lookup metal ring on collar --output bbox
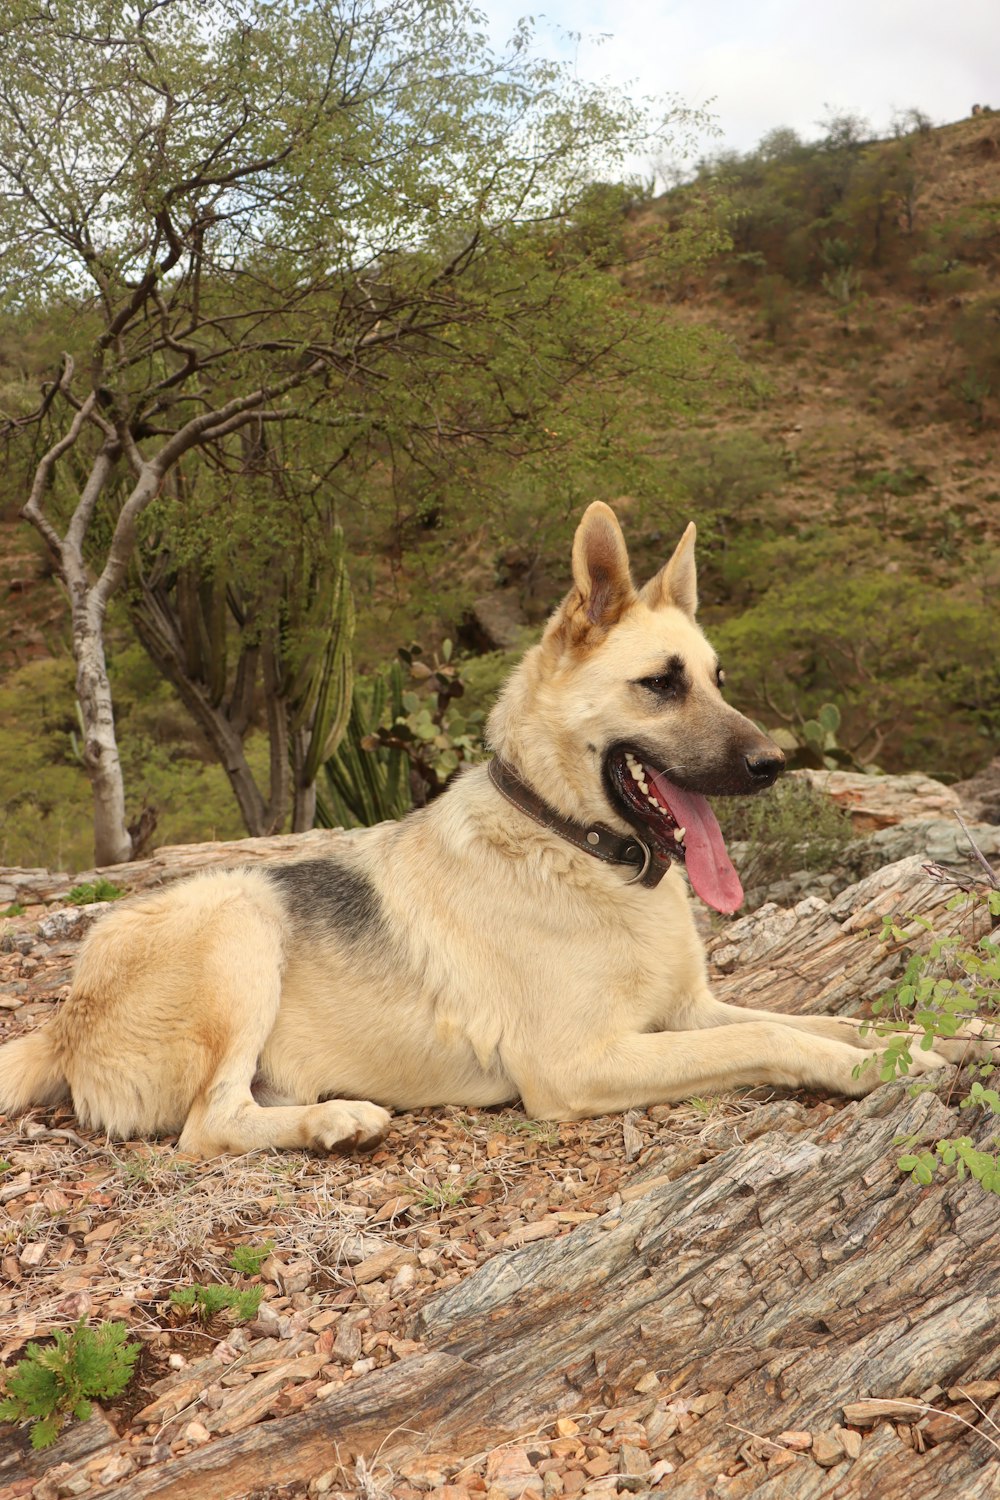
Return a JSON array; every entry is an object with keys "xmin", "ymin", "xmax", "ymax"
[{"xmin": 622, "ymin": 838, "xmax": 652, "ymax": 885}]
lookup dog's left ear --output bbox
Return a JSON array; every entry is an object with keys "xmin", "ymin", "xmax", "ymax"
[
  {"xmin": 639, "ymin": 522, "xmax": 698, "ymax": 618},
  {"xmin": 570, "ymin": 502, "xmax": 635, "ymax": 629}
]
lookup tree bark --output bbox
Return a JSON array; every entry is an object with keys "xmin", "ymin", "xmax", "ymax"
[
  {"xmin": 290, "ymin": 726, "xmax": 318, "ymax": 833},
  {"xmin": 72, "ymin": 599, "xmax": 133, "ymax": 867},
  {"xmin": 95, "ymin": 1081, "xmax": 1000, "ymax": 1500},
  {"xmin": 130, "ymin": 601, "xmax": 275, "ymax": 838}
]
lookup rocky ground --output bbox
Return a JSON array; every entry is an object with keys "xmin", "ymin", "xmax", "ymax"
[{"xmin": 1, "ymin": 770, "xmax": 999, "ymax": 1500}]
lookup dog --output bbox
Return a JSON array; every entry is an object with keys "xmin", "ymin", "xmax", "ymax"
[{"xmin": 0, "ymin": 503, "xmax": 974, "ymax": 1156}]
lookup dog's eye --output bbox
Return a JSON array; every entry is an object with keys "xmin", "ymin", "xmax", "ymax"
[{"xmin": 639, "ymin": 669, "xmax": 684, "ymax": 699}]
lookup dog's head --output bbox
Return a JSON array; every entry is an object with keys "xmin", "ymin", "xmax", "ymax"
[{"xmin": 488, "ymin": 502, "xmax": 785, "ymax": 913}]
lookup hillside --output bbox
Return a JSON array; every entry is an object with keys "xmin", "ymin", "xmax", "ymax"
[
  {"xmin": 649, "ymin": 114, "xmax": 1000, "ymax": 549},
  {"xmin": 0, "ymin": 111, "xmax": 998, "ymax": 871}
]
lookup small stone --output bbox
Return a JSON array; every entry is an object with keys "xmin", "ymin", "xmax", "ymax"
[
  {"xmin": 582, "ymin": 1453, "xmax": 613, "ymax": 1478},
  {"xmin": 812, "ymin": 1430, "xmax": 847, "ymax": 1467},
  {"xmin": 168, "ymin": 1352, "xmax": 187, "ymax": 1371},
  {"xmin": 618, "ymin": 1443, "xmax": 650, "ymax": 1476},
  {"xmin": 184, "ymin": 1421, "xmax": 211, "ymax": 1446},
  {"xmin": 97, "ymin": 1454, "xmax": 137, "ymax": 1485},
  {"xmin": 839, "ymin": 1428, "xmax": 862, "ymax": 1459},
  {"xmin": 390, "ymin": 1262, "xmax": 418, "ymax": 1297},
  {"xmin": 352, "ymin": 1247, "xmax": 407, "ymax": 1284},
  {"xmin": 55, "ymin": 1476, "xmax": 92, "ymax": 1497},
  {"xmin": 333, "ymin": 1316, "xmax": 365, "ymax": 1362},
  {"xmin": 484, "ymin": 1446, "xmax": 542, "ymax": 1498},
  {"xmin": 250, "ymin": 1302, "xmax": 283, "ymax": 1338},
  {"xmin": 398, "ymin": 1453, "xmax": 458, "ymax": 1489},
  {"xmin": 777, "ymin": 1430, "xmax": 812, "ymax": 1451},
  {"xmin": 648, "ymin": 1460, "xmax": 675, "ymax": 1482}
]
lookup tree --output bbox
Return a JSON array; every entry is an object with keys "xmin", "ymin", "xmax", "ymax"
[{"xmin": 0, "ymin": 0, "xmax": 704, "ymax": 862}]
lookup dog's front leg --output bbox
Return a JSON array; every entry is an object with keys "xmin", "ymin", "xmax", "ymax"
[
  {"xmin": 516, "ymin": 1020, "xmax": 955, "ymax": 1121},
  {"xmin": 667, "ymin": 991, "xmax": 994, "ymax": 1069}
]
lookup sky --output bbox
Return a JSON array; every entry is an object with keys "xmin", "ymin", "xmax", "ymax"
[{"xmin": 479, "ymin": 0, "xmax": 999, "ymax": 175}]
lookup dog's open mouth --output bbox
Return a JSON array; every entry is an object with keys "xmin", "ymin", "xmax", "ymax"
[{"xmin": 605, "ymin": 747, "xmax": 744, "ymax": 914}]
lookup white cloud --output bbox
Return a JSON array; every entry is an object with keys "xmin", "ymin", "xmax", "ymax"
[{"xmin": 480, "ymin": 0, "xmax": 999, "ymax": 165}]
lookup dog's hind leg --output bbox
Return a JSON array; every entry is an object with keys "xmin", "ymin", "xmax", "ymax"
[
  {"xmin": 179, "ymin": 1085, "xmax": 391, "ymax": 1158},
  {"xmin": 165, "ymin": 891, "xmax": 390, "ymax": 1158},
  {"xmin": 177, "ymin": 960, "xmax": 390, "ymax": 1157}
]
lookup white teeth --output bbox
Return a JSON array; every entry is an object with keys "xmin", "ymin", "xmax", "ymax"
[
  {"xmin": 637, "ymin": 778, "xmax": 649, "ymax": 794},
  {"xmin": 674, "ymin": 827, "xmax": 686, "ymax": 842}
]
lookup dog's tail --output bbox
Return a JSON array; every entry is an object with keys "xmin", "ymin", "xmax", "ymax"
[{"xmin": 0, "ymin": 1026, "xmax": 68, "ymax": 1116}]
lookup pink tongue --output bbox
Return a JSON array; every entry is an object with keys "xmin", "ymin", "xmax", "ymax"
[{"xmin": 648, "ymin": 772, "xmax": 744, "ymax": 914}]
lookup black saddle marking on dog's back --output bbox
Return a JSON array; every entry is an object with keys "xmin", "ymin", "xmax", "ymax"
[{"xmin": 264, "ymin": 860, "xmax": 383, "ymax": 943}]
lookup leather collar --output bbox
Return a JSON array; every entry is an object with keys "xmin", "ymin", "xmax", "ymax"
[{"xmin": 487, "ymin": 757, "xmax": 672, "ymax": 889}]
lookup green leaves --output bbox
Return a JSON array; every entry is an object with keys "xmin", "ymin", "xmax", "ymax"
[
  {"xmin": 897, "ymin": 1149, "xmax": 938, "ymax": 1187},
  {"xmin": 0, "ymin": 1320, "xmax": 140, "ymax": 1450},
  {"xmin": 66, "ymin": 878, "xmax": 123, "ymax": 906},
  {"xmin": 876, "ymin": 885, "xmax": 1000, "ymax": 1197},
  {"xmin": 229, "ymin": 1240, "xmax": 276, "ymax": 1277},
  {"xmin": 169, "ymin": 1283, "xmax": 263, "ymax": 1323}
]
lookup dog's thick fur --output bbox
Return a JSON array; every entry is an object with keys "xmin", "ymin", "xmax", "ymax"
[{"xmin": 0, "ymin": 504, "xmax": 973, "ymax": 1155}]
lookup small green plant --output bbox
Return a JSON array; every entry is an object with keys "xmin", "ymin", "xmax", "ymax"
[
  {"xmin": 228, "ymin": 1240, "xmax": 276, "ymax": 1277},
  {"xmin": 0, "ymin": 1320, "xmax": 140, "ymax": 1450},
  {"xmin": 405, "ymin": 1174, "xmax": 481, "ymax": 1210},
  {"xmin": 318, "ymin": 643, "xmax": 486, "ymax": 828},
  {"xmin": 169, "ymin": 1283, "xmax": 263, "ymax": 1323},
  {"xmin": 855, "ymin": 855, "xmax": 1000, "ymax": 1192},
  {"xmin": 2, "ymin": 902, "xmax": 25, "ymax": 917},
  {"xmin": 767, "ymin": 703, "xmax": 858, "ymax": 771},
  {"xmin": 66, "ymin": 879, "xmax": 123, "ymax": 906}
]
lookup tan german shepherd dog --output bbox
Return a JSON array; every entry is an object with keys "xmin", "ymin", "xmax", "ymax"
[{"xmin": 0, "ymin": 504, "xmax": 973, "ymax": 1156}]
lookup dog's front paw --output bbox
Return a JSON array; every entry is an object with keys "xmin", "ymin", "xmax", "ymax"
[
  {"xmin": 929, "ymin": 1018, "xmax": 1000, "ymax": 1068},
  {"xmin": 840, "ymin": 1044, "xmax": 952, "ymax": 1097},
  {"xmin": 309, "ymin": 1100, "xmax": 392, "ymax": 1154}
]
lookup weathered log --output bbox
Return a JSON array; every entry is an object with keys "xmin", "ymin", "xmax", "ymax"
[{"xmin": 95, "ymin": 1081, "xmax": 1000, "ymax": 1500}]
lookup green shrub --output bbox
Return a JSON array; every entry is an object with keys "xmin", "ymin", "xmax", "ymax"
[
  {"xmin": 228, "ymin": 1240, "xmax": 275, "ymax": 1277},
  {"xmin": 0, "ymin": 1320, "xmax": 140, "ymax": 1450},
  {"xmin": 716, "ymin": 776, "xmax": 853, "ymax": 895},
  {"xmin": 858, "ymin": 880, "xmax": 1000, "ymax": 1193},
  {"xmin": 169, "ymin": 1283, "xmax": 263, "ymax": 1323},
  {"xmin": 709, "ymin": 532, "xmax": 1000, "ymax": 777},
  {"xmin": 66, "ymin": 878, "xmax": 123, "ymax": 906}
]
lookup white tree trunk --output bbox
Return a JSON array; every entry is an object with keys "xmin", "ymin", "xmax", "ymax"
[{"xmin": 72, "ymin": 593, "xmax": 133, "ymax": 867}]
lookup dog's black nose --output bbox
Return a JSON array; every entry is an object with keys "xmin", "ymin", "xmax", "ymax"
[{"xmin": 744, "ymin": 751, "xmax": 785, "ymax": 785}]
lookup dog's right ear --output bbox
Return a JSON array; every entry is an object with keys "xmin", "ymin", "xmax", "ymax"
[
  {"xmin": 545, "ymin": 503, "xmax": 635, "ymax": 651},
  {"xmin": 639, "ymin": 522, "xmax": 698, "ymax": 618}
]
